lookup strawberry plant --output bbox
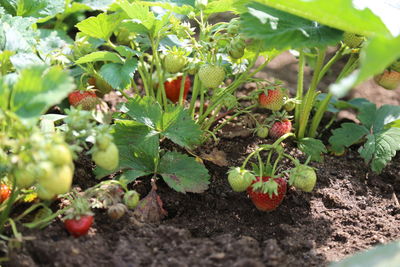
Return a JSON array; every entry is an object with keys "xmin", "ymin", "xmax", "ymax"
[
  {"xmin": 227, "ymin": 132, "xmax": 317, "ymax": 211},
  {"xmin": 95, "ymin": 96, "xmax": 210, "ymax": 196},
  {"xmin": 329, "ymin": 98, "xmax": 400, "ymax": 173}
]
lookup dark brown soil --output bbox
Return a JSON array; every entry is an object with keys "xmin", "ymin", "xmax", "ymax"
[{"xmin": 3, "ymin": 52, "xmax": 400, "ymax": 267}]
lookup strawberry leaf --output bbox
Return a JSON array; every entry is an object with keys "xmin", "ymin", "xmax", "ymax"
[
  {"xmin": 239, "ymin": 2, "xmax": 343, "ymax": 50},
  {"xmin": 159, "ymin": 152, "xmax": 210, "ymax": 194},
  {"xmin": 297, "ymin": 137, "xmax": 327, "ymax": 162},
  {"xmin": 95, "ymin": 119, "xmax": 160, "ymax": 179},
  {"xmin": 123, "ymin": 96, "xmax": 163, "ymax": 130},
  {"xmin": 118, "ymin": 0, "xmax": 155, "ymax": 33},
  {"xmin": 76, "ymin": 13, "xmax": 122, "ymax": 40},
  {"xmin": 99, "ymin": 58, "xmax": 138, "ymax": 90},
  {"xmin": 8, "ymin": 65, "xmax": 75, "ymax": 123},
  {"xmin": 75, "ymin": 51, "xmax": 124, "ymax": 64},
  {"xmin": 123, "ymin": 96, "xmax": 203, "ymax": 148},
  {"xmin": 358, "ymin": 128, "xmax": 400, "ymax": 174},
  {"xmin": 328, "ymin": 123, "xmax": 369, "ymax": 154},
  {"xmin": 162, "ymin": 106, "xmax": 203, "ymax": 148},
  {"xmin": 372, "ymin": 105, "xmax": 400, "ymax": 132}
]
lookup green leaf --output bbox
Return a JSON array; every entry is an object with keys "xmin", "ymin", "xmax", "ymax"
[
  {"xmin": 112, "ymin": 120, "xmax": 159, "ymax": 173},
  {"xmin": 358, "ymin": 128, "xmax": 400, "ymax": 174},
  {"xmin": 251, "ymin": 0, "xmax": 393, "ymax": 37},
  {"xmin": 123, "ymin": 97, "xmax": 203, "ymax": 148},
  {"xmin": 114, "ymin": 46, "xmax": 141, "ymax": 58},
  {"xmin": 162, "ymin": 107, "xmax": 202, "ymax": 148},
  {"xmin": 328, "ymin": 123, "xmax": 369, "ymax": 154},
  {"xmin": 118, "ymin": 169, "xmax": 152, "ymax": 184},
  {"xmin": 372, "ymin": 105, "xmax": 400, "ymax": 132},
  {"xmin": 75, "ymin": 51, "xmax": 124, "ymax": 64},
  {"xmin": 355, "ymin": 35, "xmax": 400, "ymax": 84},
  {"xmin": 204, "ymin": 0, "xmax": 233, "ymax": 14},
  {"xmin": 10, "ymin": 66, "xmax": 75, "ymax": 122},
  {"xmin": 385, "ymin": 119, "xmax": 400, "ymax": 129},
  {"xmin": 356, "ymin": 101, "xmax": 377, "ymax": 129},
  {"xmin": 141, "ymin": 1, "xmax": 195, "ymax": 15},
  {"xmin": 1, "ymin": 0, "xmax": 64, "ymax": 20},
  {"xmin": 0, "ymin": 13, "xmax": 37, "ymax": 52},
  {"xmin": 159, "ymin": 151, "xmax": 210, "ymax": 193},
  {"xmin": 76, "ymin": 13, "xmax": 122, "ymax": 40},
  {"xmin": 99, "ymin": 58, "xmax": 138, "ymax": 90},
  {"xmin": 78, "ymin": 0, "xmax": 115, "ymax": 10},
  {"xmin": 239, "ymin": 2, "xmax": 343, "ymax": 50},
  {"xmin": 123, "ymin": 96, "xmax": 163, "ymax": 130},
  {"xmin": 297, "ymin": 138, "xmax": 327, "ymax": 162},
  {"xmin": 330, "ymin": 241, "xmax": 400, "ymax": 267},
  {"xmin": 117, "ymin": 0, "xmax": 155, "ymax": 31}
]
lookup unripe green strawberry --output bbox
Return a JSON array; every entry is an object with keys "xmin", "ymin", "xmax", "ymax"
[
  {"xmin": 92, "ymin": 142, "xmax": 119, "ymax": 170},
  {"xmin": 36, "ymin": 184, "xmax": 56, "ymax": 201},
  {"xmin": 343, "ymin": 32, "xmax": 364, "ymax": 48},
  {"xmin": 258, "ymin": 89, "xmax": 284, "ymax": 111},
  {"xmin": 256, "ymin": 127, "xmax": 269, "ymax": 138},
  {"xmin": 228, "ymin": 38, "xmax": 245, "ymax": 59},
  {"xmin": 227, "ymin": 167, "xmax": 255, "ymax": 192},
  {"xmin": 50, "ymin": 144, "xmax": 72, "ymax": 166},
  {"xmin": 14, "ymin": 166, "xmax": 36, "ymax": 189},
  {"xmin": 123, "ymin": 190, "xmax": 140, "ymax": 209},
  {"xmin": 198, "ymin": 64, "xmax": 225, "ymax": 88},
  {"xmin": 222, "ymin": 93, "xmax": 238, "ymax": 109},
  {"xmin": 39, "ymin": 164, "xmax": 73, "ymax": 195},
  {"xmin": 374, "ymin": 70, "xmax": 400, "ymax": 90},
  {"xmin": 96, "ymin": 134, "xmax": 112, "ymax": 151},
  {"xmin": 283, "ymin": 99, "xmax": 296, "ymax": 112},
  {"xmin": 164, "ymin": 53, "xmax": 187, "ymax": 73},
  {"xmin": 289, "ymin": 165, "xmax": 317, "ymax": 192}
]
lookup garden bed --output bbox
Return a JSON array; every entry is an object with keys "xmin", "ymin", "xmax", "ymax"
[{"xmin": 5, "ymin": 54, "xmax": 400, "ymax": 267}]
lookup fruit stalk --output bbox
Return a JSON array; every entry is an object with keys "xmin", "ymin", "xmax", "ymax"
[
  {"xmin": 297, "ymin": 48, "xmax": 326, "ymax": 139},
  {"xmin": 294, "ymin": 50, "xmax": 305, "ymax": 130},
  {"xmin": 308, "ymin": 53, "xmax": 359, "ymax": 138}
]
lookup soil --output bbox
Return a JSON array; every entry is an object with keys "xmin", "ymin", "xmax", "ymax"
[{"xmin": 3, "ymin": 52, "xmax": 400, "ymax": 267}]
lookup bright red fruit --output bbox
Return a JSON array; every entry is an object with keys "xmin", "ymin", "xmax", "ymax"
[
  {"xmin": 247, "ymin": 176, "xmax": 287, "ymax": 211},
  {"xmin": 68, "ymin": 90, "xmax": 100, "ymax": 110},
  {"xmin": 0, "ymin": 184, "xmax": 11, "ymax": 204},
  {"xmin": 258, "ymin": 89, "xmax": 284, "ymax": 111},
  {"xmin": 269, "ymin": 119, "xmax": 292, "ymax": 139},
  {"xmin": 164, "ymin": 76, "xmax": 191, "ymax": 103},
  {"xmin": 64, "ymin": 215, "xmax": 94, "ymax": 237}
]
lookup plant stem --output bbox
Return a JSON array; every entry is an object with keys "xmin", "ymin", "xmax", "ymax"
[
  {"xmin": 308, "ymin": 52, "xmax": 358, "ymax": 138},
  {"xmin": 294, "ymin": 50, "xmax": 305, "ymax": 130},
  {"xmin": 189, "ymin": 75, "xmax": 200, "ymax": 118},
  {"xmin": 297, "ymin": 47, "xmax": 326, "ymax": 139},
  {"xmin": 317, "ymin": 45, "xmax": 345, "ymax": 84},
  {"xmin": 178, "ymin": 73, "xmax": 188, "ymax": 106}
]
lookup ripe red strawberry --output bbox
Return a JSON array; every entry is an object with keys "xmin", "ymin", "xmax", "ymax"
[
  {"xmin": 258, "ymin": 89, "xmax": 284, "ymax": 111},
  {"xmin": 247, "ymin": 176, "xmax": 287, "ymax": 211},
  {"xmin": 163, "ymin": 76, "xmax": 191, "ymax": 103},
  {"xmin": 374, "ymin": 70, "xmax": 400, "ymax": 90},
  {"xmin": 68, "ymin": 90, "xmax": 100, "ymax": 110},
  {"xmin": 0, "ymin": 184, "xmax": 11, "ymax": 204},
  {"xmin": 269, "ymin": 119, "xmax": 292, "ymax": 139},
  {"xmin": 64, "ymin": 215, "xmax": 94, "ymax": 237}
]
